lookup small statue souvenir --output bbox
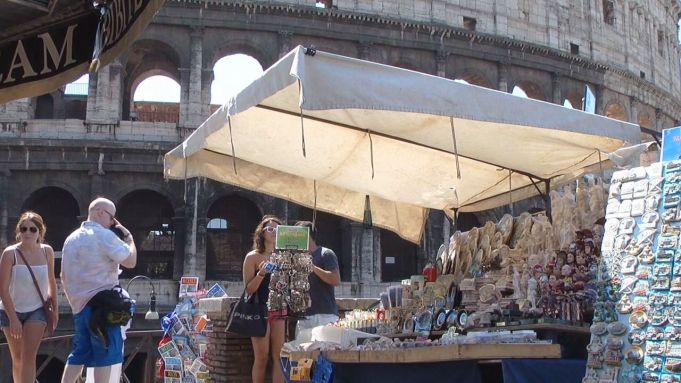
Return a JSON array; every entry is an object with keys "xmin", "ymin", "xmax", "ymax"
[
  {"xmin": 587, "ymin": 337, "xmax": 605, "ymax": 368},
  {"xmin": 527, "ymin": 276, "xmax": 538, "ymax": 311},
  {"xmin": 512, "ymin": 266, "xmax": 522, "ymax": 299}
]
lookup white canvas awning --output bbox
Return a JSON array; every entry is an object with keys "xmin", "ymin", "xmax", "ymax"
[{"xmin": 164, "ymin": 46, "xmax": 640, "ymax": 243}]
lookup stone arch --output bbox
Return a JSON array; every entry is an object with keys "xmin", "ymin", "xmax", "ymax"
[
  {"xmin": 604, "ymin": 101, "xmax": 628, "ymax": 121},
  {"xmin": 563, "ymin": 85, "xmax": 585, "ymax": 110},
  {"xmin": 123, "ymin": 39, "xmax": 182, "ymax": 119},
  {"xmin": 206, "ymin": 194, "xmax": 263, "ymax": 280},
  {"xmin": 454, "ymin": 70, "xmax": 494, "ymax": 89},
  {"xmin": 511, "ymin": 80, "xmax": 547, "ymax": 101},
  {"xmin": 130, "ymin": 69, "xmax": 181, "ymax": 102},
  {"xmin": 638, "ymin": 112, "xmax": 653, "ymax": 129},
  {"xmin": 21, "ymin": 186, "xmax": 80, "ymax": 278},
  {"xmin": 13, "ymin": 180, "xmax": 85, "ymax": 217},
  {"xmin": 210, "ymin": 53, "xmax": 264, "ymax": 106},
  {"xmin": 116, "ymin": 189, "xmax": 176, "ymax": 279},
  {"xmin": 35, "ymin": 94, "xmax": 54, "ymax": 119},
  {"xmin": 111, "ymin": 182, "xmax": 183, "ymax": 211},
  {"xmin": 64, "ymin": 99, "xmax": 86, "ymax": 119},
  {"xmin": 208, "ymin": 40, "xmax": 273, "ymax": 72}
]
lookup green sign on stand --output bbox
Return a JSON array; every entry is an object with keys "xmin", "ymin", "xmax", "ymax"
[{"xmin": 275, "ymin": 225, "xmax": 310, "ymax": 250}]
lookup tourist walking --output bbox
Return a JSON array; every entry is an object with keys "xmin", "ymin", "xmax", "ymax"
[{"xmin": 60, "ymin": 197, "xmax": 137, "ymax": 383}]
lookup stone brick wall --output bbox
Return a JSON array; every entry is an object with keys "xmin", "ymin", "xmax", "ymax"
[{"xmin": 200, "ymin": 297, "xmax": 260, "ymax": 383}]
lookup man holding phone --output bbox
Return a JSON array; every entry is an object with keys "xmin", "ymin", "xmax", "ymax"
[{"xmin": 60, "ymin": 197, "xmax": 137, "ymax": 383}]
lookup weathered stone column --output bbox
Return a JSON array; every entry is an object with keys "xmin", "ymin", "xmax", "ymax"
[
  {"xmin": 86, "ymin": 70, "xmax": 99, "ymax": 120},
  {"xmin": 497, "ymin": 62, "xmax": 509, "ymax": 93},
  {"xmin": 196, "ymin": 216, "xmax": 208, "ymax": 280},
  {"xmin": 278, "ymin": 30, "xmax": 293, "ymax": 58},
  {"xmin": 436, "ymin": 50, "xmax": 447, "ymax": 78},
  {"xmin": 86, "ymin": 65, "xmax": 115, "ymax": 122},
  {"xmin": 172, "ymin": 212, "xmax": 186, "ymax": 280},
  {"xmin": 107, "ymin": 59, "xmax": 124, "ymax": 121},
  {"xmin": 349, "ymin": 222, "xmax": 381, "ymax": 291},
  {"xmin": 358, "ymin": 40, "xmax": 372, "ymax": 61},
  {"xmin": 186, "ymin": 28, "xmax": 204, "ymax": 129},
  {"xmin": 551, "ymin": 73, "xmax": 562, "ymax": 104},
  {"xmin": 201, "ymin": 68, "xmax": 214, "ymax": 121},
  {"xmin": 629, "ymin": 96, "xmax": 639, "ymax": 124},
  {"xmin": 89, "ymin": 172, "xmax": 106, "ymax": 199},
  {"xmin": 178, "ymin": 67, "xmax": 190, "ymax": 128},
  {"xmin": 183, "ymin": 178, "xmax": 207, "ymax": 280}
]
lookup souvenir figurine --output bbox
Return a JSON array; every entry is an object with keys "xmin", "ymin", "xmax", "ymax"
[
  {"xmin": 561, "ymin": 264, "xmax": 575, "ymax": 291},
  {"xmin": 527, "ymin": 275, "xmax": 538, "ymax": 310},
  {"xmin": 576, "ymin": 251, "xmax": 588, "ymax": 267},
  {"xmin": 512, "ymin": 266, "xmax": 522, "ymax": 299},
  {"xmin": 582, "ymin": 368, "xmax": 599, "ymax": 383},
  {"xmin": 520, "ymin": 265, "xmax": 531, "ymax": 298},
  {"xmin": 555, "ymin": 251, "xmax": 566, "ymax": 271},
  {"xmin": 587, "ymin": 336, "xmax": 605, "ymax": 368}
]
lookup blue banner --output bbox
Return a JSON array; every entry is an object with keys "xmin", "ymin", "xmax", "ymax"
[{"xmin": 661, "ymin": 126, "xmax": 681, "ymax": 162}]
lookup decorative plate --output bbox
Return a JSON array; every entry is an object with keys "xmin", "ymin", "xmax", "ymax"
[
  {"xmin": 625, "ymin": 345, "xmax": 644, "ymax": 365},
  {"xmin": 630, "ymin": 310, "xmax": 648, "ymax": 329}
]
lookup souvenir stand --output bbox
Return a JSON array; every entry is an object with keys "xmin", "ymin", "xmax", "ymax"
[
  {"xmin": 163, "ymin": 46, "xmax": 642, "ymax": 383},
  {"xmin": 582, "ymin": 154, "xmax": 681, "ymax": 382},
  {"xmin": 280, "ymin": 176, "xmax": 607, "ymax": 383}
]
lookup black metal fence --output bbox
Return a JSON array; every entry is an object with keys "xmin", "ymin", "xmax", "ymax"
[{"xmin": 0, "ymin": 330, "xmax": 163, "ymax": 382}]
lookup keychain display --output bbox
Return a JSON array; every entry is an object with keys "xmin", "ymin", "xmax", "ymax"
[
  {"xmin": 584, "ymin": 161, "xmax": 681, "ymax": 382},
  {"xmin": 267, "ymin": 250, "xmax": 313, "ymax": 315}
]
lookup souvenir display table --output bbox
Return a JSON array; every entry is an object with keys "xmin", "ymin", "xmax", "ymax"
[
  {"xmin": 281, "ymin": 343, "xmax": 567, "ymax": 383},
  {"xmin": 469, "ymin": 323, "xmax": 591, "ymax": 358}
]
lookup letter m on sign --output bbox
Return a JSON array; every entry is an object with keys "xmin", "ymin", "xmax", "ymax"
[{"xmin": 37, "ymin": 24, "xmax": 77, "ymax": 75}]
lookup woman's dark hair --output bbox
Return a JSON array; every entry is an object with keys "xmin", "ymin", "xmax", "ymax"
[{"xmin": 252, "ymin": 215, "xmax": 282, "ymax": 253}]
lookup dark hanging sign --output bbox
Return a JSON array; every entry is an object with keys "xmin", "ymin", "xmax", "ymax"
[{"xmin": 0, "ymin": 0, "xmax": 164, "ymax": 104}]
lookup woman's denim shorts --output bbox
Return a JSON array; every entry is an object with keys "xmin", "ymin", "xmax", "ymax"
[{"xmin": 0, "ymin": 307, "xmax": 47, "ymax": 327}]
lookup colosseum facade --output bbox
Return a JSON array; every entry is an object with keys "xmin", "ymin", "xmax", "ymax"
[{"xmin": 1, "ymin": 0, "xmax": 680, "ymax": 306}]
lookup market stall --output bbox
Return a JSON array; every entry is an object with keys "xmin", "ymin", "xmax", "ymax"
[
  {"xmin": 164, "ymin": 45, "xmax": 639, "ymax": 244},
  {"xmin": 163, "ymin": 46, "xmax": 643, "ymax": 382}
]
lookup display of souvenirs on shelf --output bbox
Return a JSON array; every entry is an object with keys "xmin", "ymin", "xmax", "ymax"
[
  {"xmin": 267, "ymin": 250, "xmax": 313, "ymax": 315},
  {"xmin": 333, "ymin": 177, "xmax": 608, "ymax": 341},
  {"xmin": 157, "ymin": 277, "xmax": 215, "ymax": 383},
  {"xmin": 430, "ymin": 177, "xmax": 607, "ymax": 329},
  {"xmin": 583, "ymin": 161, "xmax": 681, "ymax": 383}
]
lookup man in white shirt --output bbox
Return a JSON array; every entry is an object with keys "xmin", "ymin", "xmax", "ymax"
[{"xmin": 60, "ymin": 197, "xmax": 137, "ymax": 383}]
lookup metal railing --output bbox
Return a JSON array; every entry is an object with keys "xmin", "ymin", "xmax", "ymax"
[{"xmin": 0, "ymin": 330, "xmax": 163, "ymax": 382}]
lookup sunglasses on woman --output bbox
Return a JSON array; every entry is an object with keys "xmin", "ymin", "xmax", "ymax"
[
  {"xmin": 264, "ymin": 226, "xmax": 277, "ymax": 233},
  {"xmin": 20, "ymin": 226, "xmax": 38, "ymax": 233}
]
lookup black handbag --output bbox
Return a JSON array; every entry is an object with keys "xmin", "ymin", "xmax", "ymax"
[{"xmin": 226, "ymin": 290, "xmax": 267, "ymax": 337}]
